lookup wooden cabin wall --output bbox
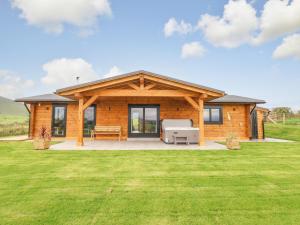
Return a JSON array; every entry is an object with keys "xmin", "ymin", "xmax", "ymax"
[
  {"xmin": 256, "ymin": 109, "xmax": 265, "ymax": 139},
  {"xmin": 30, "ymin": 99, "xmax": 263, "ymax": 141}
]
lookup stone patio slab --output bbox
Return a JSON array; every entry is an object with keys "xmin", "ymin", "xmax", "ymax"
[
  {"xmin": 241, "ymin": 138, "xmax": 294, "ymax": 143},
  {"xmin": 0, "ymin": 135, "xmax": 28, "ymax": 141},
  {"xmin": 50, "ymin": 140, "xmax": 227, "ymax": 150}
]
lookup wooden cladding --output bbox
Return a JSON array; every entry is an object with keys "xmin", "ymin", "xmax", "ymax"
[{"xmin": 29, "ymin": 98, "xmax": 265, "ymax": 141}]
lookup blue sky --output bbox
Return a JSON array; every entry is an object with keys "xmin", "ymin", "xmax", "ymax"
[{"xmin": 0, "ymin": 0, "xmax": 299, "ymax": 110}]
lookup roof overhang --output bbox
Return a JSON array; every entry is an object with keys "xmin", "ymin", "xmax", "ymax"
[
  {"xmin": 208, "ymin": 95, "xmax": 266, "ymax": 104},
  {"xmin": 55, "ymin": 70, "xmax": 225, "ymax": 98},
  {"xmin": 15, "ymin": 94, "xmax": 75, "ymax": 103}
]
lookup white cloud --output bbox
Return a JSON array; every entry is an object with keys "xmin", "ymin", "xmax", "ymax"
[
  {"xmin": 181, "ymin": 42, "xmax": 205, "ymax": 59},
  {"xmin": 273, "ymin": 34, "xmax": 300, "ymax": 59},
  {"xmin": 11, "ymin": 0, "xmax": 112, "ymax": 34},
  {"xmin": 164, "ymin": 17, "xmax": 193, "ymax": 37},
  {"xmin": 253, "ymin": 0, "xmax": 300, "ymax": 44},
  {"xmin": 197, "ymin": 0, "xmax": 258, "ymax": 48},
  {"xmin": 0, "ymin": 70, "xmax": 34, "ymax": 99},
  {"xmin": 41, "ymin": 58, "xmax": 99, "ymax": 88},
  {"xmin": 103, "ymin": 66, "xmax": 122, "ymax": 78}
]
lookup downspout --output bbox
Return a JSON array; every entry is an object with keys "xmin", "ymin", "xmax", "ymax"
[
  {"xmin": 24, "ymin": 103, "xmax": 31, "ymax": 138},
  {"xmin": 249, "ymin": 104, "xmax": 257, "ymax": 140},
  {"xmin": 250, "ymin": 104, "xmax": 257, "ymax": 115}
]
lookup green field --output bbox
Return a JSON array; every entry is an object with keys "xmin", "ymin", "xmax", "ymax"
[
  {"xmin": 0, "ymin": 114, "xmax": 28, "ymax": 137},
  {"xmin": 0, "ymin": 124, "xmax": 300, "ymax": 225},
  {"xmin": 0, "ymin": 114, "xmax": 28, "ymax": 125},
  {"xmin": 265, "ymin": 121, "xmax": 300, "ymax": 142}
]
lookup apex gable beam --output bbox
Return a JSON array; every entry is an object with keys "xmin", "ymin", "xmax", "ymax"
[
  {"xmin": 128, "ymin": 83, "xmax": 140, "ymax": 90},
  {"xmin": 145, "ymin": 83, "xmax": 156, "ymax": 90},
  {"xmin": 83, "ymin": 95, "xmax": 98, "ymax": 110},
  {"xmin": 140, "ymin": 75, "xmax": 144, "ymax": 89},
  {"xmin": 184, "ymin": 96, "xmax": 199, "ymax": 110}
]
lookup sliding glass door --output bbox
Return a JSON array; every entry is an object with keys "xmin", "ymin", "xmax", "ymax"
[
  {"xmin": 128, "ymin": 105, "xmax": 160, "ymax": 137},
  {"xmin": 51, "ymin": 104, "xmax": 67, "ymax": 137},
  {"xmin": 84, "ymin": 105, "xmax": 96, "ymax": 137}
]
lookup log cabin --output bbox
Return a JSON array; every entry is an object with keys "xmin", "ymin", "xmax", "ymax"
[{"xmin": 16, "ymin": 70, "xmax": 266, "ymax": 146}]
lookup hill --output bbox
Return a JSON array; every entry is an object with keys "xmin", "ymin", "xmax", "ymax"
[{"xmin": 0, "ymin": 96, "xmax": 28, "ymax": 116}]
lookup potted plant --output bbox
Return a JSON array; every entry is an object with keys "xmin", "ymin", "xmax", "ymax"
[
  {"xmin": 226, "ymin": 132, "xmax": 240, "ymax": 150},
  {"xmin": 33, "ymin": 126, "xmax": 51, "ymax": 150}
]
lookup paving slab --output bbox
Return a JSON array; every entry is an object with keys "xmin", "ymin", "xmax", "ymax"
[
  {"xmin": 241, "ymin": 138, "xmax": 294, "ymax": 143},
  {"xmin": 50, "ymin": 140, "xmax": 227, "ymax": 150},
  {"xmin": 0, "ymin": 135, "xmax": 28, "ymax": 141}
]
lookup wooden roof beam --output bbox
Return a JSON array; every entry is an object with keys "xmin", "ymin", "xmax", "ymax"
[
  {"xmin": 145, "ymin": 83, "xmax": 156, "ymax": 90},
  {"xmin": 144, "ymin": 75, "xmax": 221, "ymax": 97},
  {"xmin": 87, "ymin": 89, "xmax": 198, "ymax": 97},
  {"xmin": 83, "ymin": 95, "xmax": 98, "ymax": 110},
  {"xmin": 59, "ymin": 75, "xmax": 141, "ymax": 96},
  {"xmin": 128, "ymin": 83, "xmax": 140, "ymax": 90},
  {"xmin": 184, "ymin": 96, "xmax": 199, "ymax": 110}
]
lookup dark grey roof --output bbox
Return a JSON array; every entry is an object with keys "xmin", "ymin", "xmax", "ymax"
[
  {"xmin": 208, "ymin": 95, "xmax": 265, "ymax": 104},
  {"xmin": 15, "ymin": 94, "xmax": 75, "ymax": 103},
  {"xmin": 56, "ymin": 70, "xmax": 225, "ymax": 95}
]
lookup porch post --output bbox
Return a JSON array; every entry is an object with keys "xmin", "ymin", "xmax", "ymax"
[
  {"xmin": 29, "ymin": 103, "xmax": 36, "ymax": 139},
  {"xmin": 77, "ymin": 97, "xmax": 84, "ymax": 146},
  {"xmin": 198, "ymin": 97, "xmax": 205, "ymax": 146}
]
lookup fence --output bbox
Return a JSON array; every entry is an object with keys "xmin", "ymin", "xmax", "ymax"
[{"xmin": 267, "ymin": 112, "xmax": 300, "ymax": 125}]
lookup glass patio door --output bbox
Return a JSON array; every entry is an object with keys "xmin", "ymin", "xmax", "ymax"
[{"xmin": 128, "ymin": 105, "xmax": 160, "ymax": 137}]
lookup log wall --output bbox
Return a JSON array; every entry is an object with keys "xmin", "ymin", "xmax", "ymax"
[{"xmin": 29, "ymin": 98, "xmax": 263, "ymax": 141}]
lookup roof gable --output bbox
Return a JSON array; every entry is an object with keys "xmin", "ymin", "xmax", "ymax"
[{"xmin": 56, "ymin": 70, "xmax": 225, "ymax": 97}]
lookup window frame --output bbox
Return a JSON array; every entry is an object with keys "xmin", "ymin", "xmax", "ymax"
[
  {"xmin": 204, "ymin": 105, "xmax": 223, "ymax": 124},
  {"xmin": 83, "ymin": 104, "xmax": 97, "ymax": 137},
  {"xmin": 51, "ymin": 104, "xmax": 67, "ymax": 137}
]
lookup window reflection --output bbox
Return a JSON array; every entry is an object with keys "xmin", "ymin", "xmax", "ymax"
[
  {"xmin": 84, "ymin": 105, "xmax": 96, "ymax": 137},
  {"xmin": 52, "ymin": 105, "xmax": 66, "ymax": 137}
]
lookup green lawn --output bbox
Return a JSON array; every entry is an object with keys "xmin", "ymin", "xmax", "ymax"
[
  {"xmin": 0, "ymin": 114, "xmax": 28, "ymax": 124},
  {"xmin": 0, "ymin": 140, "xmax": 300, "ymax": 225},
  {"xmin": 265, "ymin": 122, "xmax": 300, "ymax": 141}
]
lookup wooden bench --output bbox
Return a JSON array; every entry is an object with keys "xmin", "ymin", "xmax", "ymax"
[{"xmin": 91, "ymin": 126, "xmax": 122, "ymax": 141}]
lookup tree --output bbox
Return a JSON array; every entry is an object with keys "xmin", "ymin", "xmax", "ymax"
[{"xmin": 272, "ymin": 107, "xmax": 293, "ymax": 115}]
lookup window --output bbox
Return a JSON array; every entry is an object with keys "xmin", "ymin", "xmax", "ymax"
[
  {"xmin": 52, "ymin": 104, "xmax": 67, "ymax": 137},
  {"xmin": 204, "ymin": 106, "xmax": 223, "ymax": 124},
  {"xmin": 84, "ymin": 105, "xmax": 96, "ymax": 137}
]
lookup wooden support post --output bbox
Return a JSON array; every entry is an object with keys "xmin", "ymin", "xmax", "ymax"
[
  {"xmin": 198, "ymin": 97, "xmax": 205, "ymax": 146},
  {"xmin": 77, "ymin": 98, "xmax": 84, "ymax": 146},
  {"xmin": 140, "ymin": 75, "xmax": 144, "ymax": 89},
  {"xmin": 29, "ymin": 104, "xmax": 36, "ymax": 139}
]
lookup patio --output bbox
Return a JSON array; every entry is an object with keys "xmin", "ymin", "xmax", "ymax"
[{"xmin": 50, "ymin": 140, "xmax": 227, "ymax": 150}]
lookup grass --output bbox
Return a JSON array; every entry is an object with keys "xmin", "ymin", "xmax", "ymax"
[
  {"xmin": 0, "ymin": 139, "xmax": 300, "ymax": 225},
  {"xmin": 0, "ymin": 114, "xmax": 28, "ymax": 137},
  {"xmin": 0, "ymin": 114, "xmax": 28, "ymax": 124},
  {"xmin": 265, "ymin": 121, "xmax": 300, "ymax": 141}
]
